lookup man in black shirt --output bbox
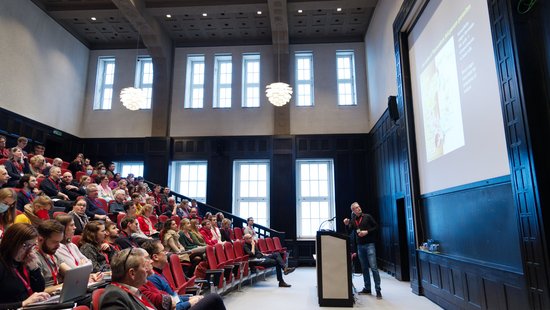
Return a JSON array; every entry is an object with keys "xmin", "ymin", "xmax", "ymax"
[{"xmin": 343, "ymin": 202, "xmax": 382, "ymax": 299}]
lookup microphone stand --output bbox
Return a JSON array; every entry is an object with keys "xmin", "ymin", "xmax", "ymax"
[{"xmin": 318, "ymin": 216, "xmax": 337, "ymax": 231}]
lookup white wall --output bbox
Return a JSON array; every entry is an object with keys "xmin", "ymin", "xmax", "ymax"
[
  {"xmin": 365, "ymin": 0, "xmax": 403, "ymax": 131},
  {"xmin": 81, "ymin": 49, "xmax": 153, "ymax": 138},
  {"xmin": 0, "ymin": 0, "xmax": 89, "ymax": 136},
  {"xmin": 290, "ymin": 43, "xmax": 369, "ymax": 134}
]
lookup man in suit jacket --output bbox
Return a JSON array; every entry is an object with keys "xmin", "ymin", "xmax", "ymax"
[{"xmin": 100, "ymin": 248, "xmax": 154, "ymax": 310}]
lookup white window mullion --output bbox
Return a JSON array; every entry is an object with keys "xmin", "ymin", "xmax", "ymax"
[
  {"xmin": 336, "ymin": 51, "xmax": 357, "ymax": 106},
  {"xmin": 233, "ymin": 160, "xmax": 269, "ymax": 227}
]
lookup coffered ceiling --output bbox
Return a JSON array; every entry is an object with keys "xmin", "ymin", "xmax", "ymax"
[{"xmin": 30, "ymin": 0, "xmax": 378, "ymax": 49}]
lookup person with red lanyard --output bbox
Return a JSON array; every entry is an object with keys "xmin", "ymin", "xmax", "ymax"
[
  {"xmin": 79, "ymin": 221, "xmax": 112, "ymax": 273},
  {"xmin": 15, "ymin": 174, "xmax": 40, "ymax": 212},
  {"xmin": 104, "ymin": 221, "xmax": 121, "ymax": 255},
  {"xmin": 140, "ymin": 240, "xmax": 226, "ymax": 310},
  {"xmin": 4, "ymin": 147, "xmax": 30, "ymax": 187},
  {"xmin": 36, "ymin": 219, "xmax": 71, "ymax": 294},
  {"xmin": 0, "ymin": 223, "xmax": 50, "ymax": 308},
  {"xmin": 100, "ymin": 248, "xmax": 156, "ymax": 310}
]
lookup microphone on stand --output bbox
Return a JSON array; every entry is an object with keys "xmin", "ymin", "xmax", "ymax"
[{"xmin": 318, "ymin": 216, "xmax": 337, "ymax": 231}]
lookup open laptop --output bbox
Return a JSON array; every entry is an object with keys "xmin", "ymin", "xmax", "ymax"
[{"xmin": 27, "ymin": 263, "xmax": 92, "ymax": 306}]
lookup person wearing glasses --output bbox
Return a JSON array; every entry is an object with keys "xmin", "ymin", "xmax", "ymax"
[
  {"xmin": 99, "ymin": 248, "xmax": 154, "ymax": 309},
  {"xmin": 0, "ymin": 187, "xmax": 17, "ymax": 240},
  {"xmin": 0, "ymin": 223, "xmax": 51, "ymax": 308}
]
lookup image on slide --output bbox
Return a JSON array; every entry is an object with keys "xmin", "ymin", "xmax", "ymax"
[{"xmin": 420, "ymin": 37, "xmax": 465, "ymax": 162}]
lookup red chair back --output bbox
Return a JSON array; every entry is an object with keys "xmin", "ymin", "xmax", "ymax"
[
  {"xmin": 170, "ymin": 253, "xmax": 196, "ymax": 289},
  {"xmin": 53, "ymin": 211, "xmax": 67, "ymax": 219},
  {"xmin": 273, "ymin": 236, "xmax": 284, "ymax": 250},
  {"xmin": 206, "ymin": 245, "xmax": 221, "ymax": 269},
  {"xmin": 117, "ymin": 213, "xmax": 126, "ymax": 229},
  {"xmin": 266, "ymin": 237, "xmax": 277, "ymax": 252},
  {"xmin": 96, "ymin": 198, "xmax": 109, "ymax": 214},
  {"xmin": 75, "ymin": 171, "xmax": 87, "ymax": 181},
  {"xmin": 60, "ymin": 168, "xmax": 71, "ymax": 175},
  {"xmin": 0, "ymin": 158, "xmax": 7, "ymax": 165},
  {"xmin": 71, "ymin": 235, "xmax": 82, "ymax": 245},
  {"xmin": 171, "ymin": 215, "xmax": 181, "ymax": 227},
  {"xmin": 36, "ymin": 177, "xmax": 45, "ymax": 189},
  {"xmin": 230, "ymin": 228, "xmax": 235, "ymax": 240},
  {"xmin": 73, "ymin": 306, "xmax": 89, "ymax": 310},
  {"xmin": 233, "ymin": 227, "xmax": 243, "ymax": 240},
  {"xmin": 159, "ymin": 214, "xmax": 169, "ymax": 224},
  {"xmin": 92, "ymin": 287, "xmax": 105, "ymax": 310},
  {"xmin": 149, "ymin": 215, "xmax": 158, "ymax": 228},
  {"xmin": 257, "ymin": 238, "xmax": 270, "ymax": 253},
  {"xmin": 163, "ymin": 255, "xmax": 177, "ymax": 289},
  {"xmin": 61, "ymin": 161, "xmax": 70, "ymax": 169},
  {"xmin": 224, "ymin": 242, "xmax": 236, "ymax": 261}
]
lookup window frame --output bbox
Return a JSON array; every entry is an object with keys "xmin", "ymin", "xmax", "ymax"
[
  {"xmin": 242, "ymin": 53, "xmax": 261, "ymax": 108},
  {"xmin": 295, "ymin": 52, "xmax": 314, "ymax": 107},
  {"xmin": 93, "ymin": 57, "xmax": 116, "ymax": 110},
  {"xmin": 114, "ymin": 161, "xmax": 144, "ymax": 179},
  {"xmin": 135, "ymin": 56, "xmax": 153, "ymax": 109},
  {"xmin": 336, "ymin": 51, "xmax": 357, "ymax": 106},
  {"xmin": 233, "ymin": 160, "xmax": 270, "ymax": 227},
  {"xmin": 184, "ymin": 55, "xmax": 205, "ymax": 109},
  {"xmin": 169, "ymin": 161, "xmax": 208, "ymax": 203},
  {"xmin": 213, "ymin": 54, "xmax": 233, "ymax": 108},
  {"xmin": 296, "ymin": 159, "xmax": 336, "ymax": 239}
]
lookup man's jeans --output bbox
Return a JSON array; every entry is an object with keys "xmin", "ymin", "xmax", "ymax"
[{"xmin": 357, "ymin": 243, "xmax": 381, "ymax": 292}]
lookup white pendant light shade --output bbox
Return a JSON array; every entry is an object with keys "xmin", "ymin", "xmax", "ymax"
[
  {"xmin": 266, "ymin": 82, "xmax": 293, "ymax": 107},
  {"xmin": 120, "ymin": 87, "xmax": 146, "ymax": 111}
]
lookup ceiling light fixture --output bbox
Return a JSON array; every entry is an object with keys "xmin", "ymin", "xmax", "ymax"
[
  {"xmin": 120, "ymin": 29, "xmax": 146, "ymax": 111},
  {"xmin": 257, "ymin": 11, "xmax": 262, "ymax": 15},
  {"xmin": 166, "ymin": 14, "xmax": 171, "ymax": 18},
  {"xmin": 91, "ymin": 17, "xmax": 97, "ymax": 21},
  {"xmin": 266, "ymin": 31, "xmax": 293, "ymax": 107},
  {"xmin": 337, "ymin": 8, "xmax": 342, "ymax": 12},
  {"xmin": 202, "ymin": 13, "xmax": 207, "ymax": 17},
  {"xmin": 298, "ymin": 9, "xmax": 303, "ymax": 13}
]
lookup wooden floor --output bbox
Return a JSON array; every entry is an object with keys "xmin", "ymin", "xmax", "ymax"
[{"xmin": 221, "ymin": 267, "xmax": 442, "ymax": 309}]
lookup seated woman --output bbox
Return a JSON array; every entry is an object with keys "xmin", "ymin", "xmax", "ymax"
[
  {"xmin": 188, "ymin": 218, "xmax": 207, "ymax": 247},
  {"xmin": 4, "ymin": 147, "xmax": 30, "ymax": 187},
  {"xmin": 0, "ymin": 187, "xmax": 18, "ymax": 240},
  {"xmin": 108, "ymin": 173, "xmax": 122, "ymax": 190},
  {"xmin": 96, "ymin": 175, "xmax": 115, "ymax": 202},
  {"xmin": 78, "ymin": 175, "xmax": 91, "ymax": 194},
  {"xmin": 28, "ymin": 155, "xmax": 46, "ymax": 178},
  {"xmin": 210, "ymin": 217, "xmax": 222, "ymax": 242},
  {"xmin": 68, "ymin": 197, "xmax": 89, "ymax": 235},
  {"xmin": 199, "ymin": 219, "xmax": 220, "ymax": 246},
  {"xmin": 178, "ymin": 218, "xmax": 207, "ymax": 261},
  {"xmin": 79, "ymin": 221, "xmax": 111, "ymax": 273},
  {"xmin": 161, "ymin": 219, "xmax": 191, "ymax": 263},
  {"xmin": 54, "ymin": 214, "xmax": 104, "ymax": 282},
  {"xmin": 14, "ymin": 195, "xmax": 52, "ymax": 226},
  {"xmin": 136, "ymin": 204, "xmax": 159, "ymax": 237},
  {"xmin": 220, "ymin": 218, "xmax": 233, "ymax": 243},
  {"xmin": 0, "ymin": 223, "xmax": 50, "ymax": 308}
]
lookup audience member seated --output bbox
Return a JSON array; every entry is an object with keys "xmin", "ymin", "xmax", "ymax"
[
  {"xmin": 15, "ymin": 195, "xmax": 52, "ymax": 226},
  {"xmin": 0, "ymin": 223, "xmax": 50, "ymax": 308},
  {"xmin": 78, "ymin": 175, "xmax": 92, "ymax": 193},
  {"xmin": 109, "ymin": 173, "xmax": 122, "ymax": 189},
  {"xmin": 209, "ymin": 217, "xmax": 222, "ymax": 242},
  {"xmin": 150, "ymin": 184, "xmax": 163, "ymax": 209},
  {"xmin": 115, "ymin": 216, "xmax": 141, "ymax": 249},
  {"xmin": 110, "ymin": 189, "xmax": 127, "ymax": 214},
  {"xmin": 160, "ymin": 186, "xmax": 171, "ymax": 206},
  {"xmin": 103, "ymin": 221, "xmax": 121, "ymax": 259},
  {"xmin": 28, "ymin": 155, "xmax": 47, "ymax": 178},
  {"xmin": 39, "ymin": 166, "xmax": 73, "ymax": 211},
  {"xmin": 84, "ymin": 184, "xmax": 109, "ymax": 221},
  {"xmin": 0, "ymin": 165, "xmax": 10, "ymax": 188},
  {"xmin": 220, "ymin": 218, "xmax": 233, "ymax": 243},
  {"xmin": 111, "ymin": 179, "xmax": 129, "ymax": 198},
  {"xmin": 79, "ymin": 221, "xmax": 111, "ymax": 273},
  {"xmin": 0, "ymin": 135, "xmax": 10, "ymax": 159},
  {"xmin": 188, "ymin": 219, "xmax": 207, "ymax": 247},
  {"xmin": 31, "ymin": 144, "xmax": 46, "ymax": 156},
  {"xmin": 41, "ymin": 158, "xmax": 63, "ymax": 177},
  {"xmin": 136, "ymin": 176, "xmax": 151, "ymax": 193},
  {"xmin": 60, "ymin": 171, "xmax": 85, "ymax": 200},
  {"xmin": 67, "ymin": 153, "xmax": 85, "ymax": 177},
  {"xmin": 132, "ymin": 192, "xmax": 145, "ymax": 214},
  {"xmin": 15, "ymin": 136, "xmax": 29, "ymax": 157},
  {"xmin": 162, "ymin": 196, "xmax": 179, "ymax": 217},
  {"xmin": 137, "ymin": 204, "xmax": 159, "ymax": 237},
  {"xmin": 4, "ymin": 147, "xmax": 30, "ymax": 187},
  {"xmin": 187, "ymin": 207, "xmax": 202, "ymax": 222},
  {"xmin": 198, "ymin": 219, "xmax": 219, "ymax": 246},
  {"xmin": 99, "ymin": 248, "xmax": 154, "ymax": 309},
  {"xmin": 141, "ymin": 240, "xmax": 226, "ymax": 310},
  {"xmin": 15, "ymin": 174, "xmax": 40, "ymax": 211},
  {"xmin": 215, "ymin": 212, "xmax": 225, "ymax": 229},
  {"xmin": 105, "ymin": 162, "xmax": 116, "ymax": 179},
  {"xmin": 36, "ymin": 219, "xmax": 71, "ymax": 293},
  {"xmin": 243, "ymin": 217, "xmax": 258, "ymax": 240},
  {"xmin": 243, "ymin": 233, "xmax": 294, "ymax": 288},
  {"xmin": 161, "ymin": 219, "xmax": 191, "ymax": 263},
  {"xmin": 68, "ymin": 197, "xmax": 90, "ymax": 235},
  {"xmin": 0, "ymin": 187, "xmax": 18, "ymax": 239},
  {"xmin": 97, "ymin": 175, "xmax": 115, "ymax": 202},
  {"xmin": 54, "ymin": 214, "xmax": 91, "ymax": 268},
  {"xmin": 178, "ymin": 218, "xmax": 206, "ymax": 256}
]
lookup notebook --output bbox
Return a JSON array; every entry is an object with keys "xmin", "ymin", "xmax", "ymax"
[{"xmin": 27, "ymin": 263, "xmax": 92, "ymax": 306}]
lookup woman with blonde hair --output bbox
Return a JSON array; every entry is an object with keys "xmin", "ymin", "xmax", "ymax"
[
  {"xmin": 188, "ymin": 218, "xmax": 207, "ymax": 247},
  {"xmin": 14, "ymin": 195, "xmax": 52, "ymax": 226},
  {"xmin": 136, "ymin": 204, "xmax": 159, "ymax": 237},
  {"xmin": 178, "ymin": 218, "xmax": 207, "ymax": 255},
  {"xmin": 28, "ymin": 155, "xmax": 46, "ymax": 178},
  {"xmin": 0, "ymin": 187, "xmax": 17, "ymax": 239}
]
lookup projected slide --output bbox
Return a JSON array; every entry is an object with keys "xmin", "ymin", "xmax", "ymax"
[
  {"xmin": 407, "ymin": 0, "xmax": 510, "ymax": 194},
  {"xmin": 420, "ymin": 38, "xmax": 464, "ymax": 162}
]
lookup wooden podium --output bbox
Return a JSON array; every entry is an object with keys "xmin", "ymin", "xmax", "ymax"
[{"xmin": 316, "ymin": 230, "xmax": 353, "ymax": 307}]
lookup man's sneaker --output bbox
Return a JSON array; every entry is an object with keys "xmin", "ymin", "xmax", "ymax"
[
  {"xmin": 283, "ymin": 267, "xmax": 296, "ymax": 275},
  {"xmin": 358, "ymin": 288, "xmax": 372, "ymax": 295},
  {"xmin": 279, "ymin": 281, "xmax": 292, "ymax": 288},
  {"xmin": 376, "ymin": 291, "xmax": 382, "ymax": 299}
]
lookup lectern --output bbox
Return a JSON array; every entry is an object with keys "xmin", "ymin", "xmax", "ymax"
[{"xmin": 316, "ymin": 230, "xmax": 353, "ymax": 307}]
